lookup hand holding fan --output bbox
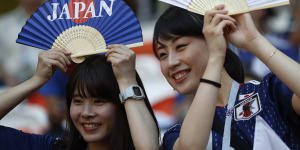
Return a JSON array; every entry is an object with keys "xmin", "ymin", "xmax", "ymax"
[
  {"xmin": 17, "ymin": 0, "xmax": 143, "ymax": 63},
  {"xmin": 159, "ymin": 0, "xmax": 290, "ymax": 15}
]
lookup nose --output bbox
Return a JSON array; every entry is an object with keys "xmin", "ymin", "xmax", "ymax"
[
  {"xmin": 82, "ymin": 103, "xmax": 96, "ymax": 118},
  {"xmin": 168, "ymin": 50, "xmax": 180, "ymax": 69}
]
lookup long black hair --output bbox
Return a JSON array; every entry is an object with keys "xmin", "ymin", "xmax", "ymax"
[
  {"xmin": 153, "ymin": 7, "xmax": 244, "ymax": 83},
  {"xmin": 55, "ymin": 55, "xmax": 159, "ymax": 150}
]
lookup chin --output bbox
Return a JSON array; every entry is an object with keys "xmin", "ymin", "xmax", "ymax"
[
  {"xmin": 83, "ymin": 135, "xmax": 105, "ymax": 143},
  {"xmin": 175, "ymin": 86, "xmax": 191, "ymax": 95},
  {"xmin": 174, "ymin": 82, "xmax": 198, "ymax": 95}
]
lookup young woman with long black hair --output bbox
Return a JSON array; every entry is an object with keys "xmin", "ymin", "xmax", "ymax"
[
  {"xmin": 0, "ymin": 46, "xmax": 159, "ymax": 150},
  {"xmin": 153, "ymin": 5, "xmax": 300, "ymax": 150}
]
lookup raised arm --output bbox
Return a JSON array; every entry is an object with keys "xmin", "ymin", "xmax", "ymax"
[
  {"xmin": 227, "ymin": 13, "xmax": 300, "ymax": 115},
  {"xmin": 106, "ymin": 44, "xmax": 159, "ymax": 150},
  {"xmin": 173, "ymin": 5, "xmax": 237, "ymax": 150},
  {"xmin": 0, "ymin": 49, "xmax": 71, "ymax": 119}
]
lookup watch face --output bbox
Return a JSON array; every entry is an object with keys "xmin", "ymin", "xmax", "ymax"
[{"xmin": 133, "ymin": 87, "xmax": 142, "ymax": 96}]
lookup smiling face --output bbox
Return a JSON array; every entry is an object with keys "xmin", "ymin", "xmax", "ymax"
[
  {"xmin": 70, "ymin": 91, "xmax": 116, "ymax": 144},
  {"xmin": 156, "ymin": 36, "xmax": 209, "ymax": 95}
]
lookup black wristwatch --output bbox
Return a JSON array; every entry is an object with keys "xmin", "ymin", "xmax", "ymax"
[{"xmin": 119, "ymin": 85, "xmax": 145, "ymax": 103}]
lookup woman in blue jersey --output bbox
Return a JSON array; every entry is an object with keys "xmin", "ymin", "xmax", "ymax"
[
  {"xmin": 153, "ymin": 5, "xmax": 300, "ymax": 150},
  {"xmin": 0, "ymin": 47, "xmax": 159, "ymax": 150}
]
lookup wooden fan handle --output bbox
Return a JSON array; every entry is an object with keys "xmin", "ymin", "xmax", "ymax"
[{"xmin": 71, "ymin": 42, "xmax": 144, "ymax": 63}]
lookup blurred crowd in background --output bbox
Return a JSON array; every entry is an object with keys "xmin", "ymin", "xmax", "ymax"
[{"xmin": 0, "ymin": 0, "xmax": 299, "ymax": 138}]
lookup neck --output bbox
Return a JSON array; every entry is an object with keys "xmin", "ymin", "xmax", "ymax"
[
  {"xmin": 216, "ymin": 70, "xmax": 233, "ymax": 107},
  {"xmin": 88, "ymin": 142, "xmax": 109, "ymax": 150}
]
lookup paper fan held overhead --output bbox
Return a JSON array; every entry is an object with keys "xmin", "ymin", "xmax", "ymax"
[
  {"xmin": 16, "ymin": 0, "xmax": 143, "ymax": 63},
  {"xmin": 159, "ymin": 0, "xmax": 290, "ymax": 15}
]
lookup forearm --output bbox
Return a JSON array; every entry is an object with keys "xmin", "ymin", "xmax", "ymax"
[
  {"xmin": 0, "ymin": 76, "xmax": 47, "ymax": 119},
  {"xmin": 119, "ymin": 82, "xmax": 159, "ymax": 150},
  {"xmin": 176, "ymin": 58, "xmax": 223, "ymax": 150},
  {"xmin": 245, "ymin": 35, "xmax": 300, "ymax": 97},
  {"xmin": 124, "ymin": 100, "xmax": 159, "ymax": 150}
]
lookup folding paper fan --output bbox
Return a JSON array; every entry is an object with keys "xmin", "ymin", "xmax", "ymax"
[
  {"xmin": 17, "ymin": 0, "xmax": 143, "ymax": 63},
  {"xmin": 159, "ymin": 0, "xmax": 290, "ymax": 15}
]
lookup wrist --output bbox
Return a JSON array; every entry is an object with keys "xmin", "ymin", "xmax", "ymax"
[
  {"xmin": 119, "ymin": 84, "xmax": 145, "ymax": 104},
  {"xmin": 242, "ymin": 34, "xmax": 264, "ymax": 52},
  {"xmin": 31, "ymin": 74, "xmax": 50, "ymax": 84},
  {"xmin": 28, "ymin": 75, "xmax": 49, "ymax": 89},
  {"xmin": 207, "ymin": 55, "xmax": 225, "ymax": 69},
  {"xmin": 117, "ymin": 79, "xmax": 138, "ymax": 91}
]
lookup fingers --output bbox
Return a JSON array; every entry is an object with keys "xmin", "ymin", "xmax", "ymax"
[
  {"xmin": 107, "ymin": 44, "xmax": 133, "ymax": 55},
  {"xmin": 217, "ymin": 20, "xmax": 237, "ymax": 33},
  {"xmin": 203, "ymin": 5, "xmax": 237, "ymax": 35},
  {"xmin": 44, "ymin": 57, "xmax": 66, "ymax": 72},
  {"xmin": 106, "ymin": 52, "xmax": 124, "ymax": 65},
  {"xmin": 52, "ymin": 48, "xmax": 72, "ymax": 65},
  {"xmin": 105, "ymin": 44, "xmax": 136, "ymax": 70},
  {"xmin": 46, "ymin": 53, "xmax": 68, "ymax": 71},
  {"xmin": 106, "ymin": 44, "xmax": 135, "ymax": 60},
  {"xmin": 204, "ymin": 4, "xmax": 228, "ymax": 26},
  {"xmin": 39, "ymin": 48, "xmax": 71, "ymax": 72},
  {"xmin": 210, "ymin": 14, "xmax": 236, "ymax": 26}
]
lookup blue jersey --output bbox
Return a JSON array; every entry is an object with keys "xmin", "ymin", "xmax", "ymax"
[
  {"xmin": 162, "ymin": 73, "xmax": 300, "ymax": 150},
  {"xmin": 0, "ymin": 125, "xmax": 57, "ymax": 150}
]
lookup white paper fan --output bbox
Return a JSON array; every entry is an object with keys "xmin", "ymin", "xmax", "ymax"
[
  {"xmin": 17, "ymin": 0, "xmax": 143, "ymax": 63},
  {"xmin": 159, "ymin": 0, "xmax": 290, "ymax": 15}
]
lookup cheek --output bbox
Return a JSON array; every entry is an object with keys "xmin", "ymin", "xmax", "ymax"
[
  {"xmin": 99, "ymin": 104, "xmax": 116, "ymax": 122},
  {"xmin": 160, "ymin": 62, "xmax": 169, "ymax": 78},
  {"xmin": 186, "ymin": 50, "xmax": 208, "ymax": 75},
  {"xmin": 70, "ymin": 104, "xmax": 80, "ymax": 123}
]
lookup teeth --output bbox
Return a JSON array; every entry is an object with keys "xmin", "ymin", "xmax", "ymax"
[
  {"xmin": 174, "ymin": 72, "xmax": 187, "ymax": 80},
  {"xmin": 83, "ymin": 123, "xmax": 99, "ymax": 128}
]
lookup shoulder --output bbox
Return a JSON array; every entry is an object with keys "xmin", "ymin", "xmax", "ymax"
[
  {"xmin": 240, "ymin": 73, "xmax": 293, "ymax": 102},
  {"xmin": 242, "ymin": 73, "xmax": 285, "ymax": 92},
  {"xmin": 0, "ymin": 125, "xmax": 56, "ymax": 150}
]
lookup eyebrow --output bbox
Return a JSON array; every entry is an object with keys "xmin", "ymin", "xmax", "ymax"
[
  {"xmin": 73, "ymin": 94, "xmax": 88, "ymax": 98},
  {"xmin": 157, "ymin": 36, "xmax": 183, "ymax": 49},
  {"xmin": 171, "ymin": 36, "xmax": 182, "ymax": 43},
  {"xmin": 72, "ymin": 94, "xmax": 81, "ymax": 98}
]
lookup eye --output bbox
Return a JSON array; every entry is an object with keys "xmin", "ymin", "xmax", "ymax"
[
  {"xmin": 94, "ymin": 99, "xmax": 106, "ymax": 105},
  {"xmin": 176, "ymin": 44, "xmax": 188, "ymax": 51},
  {"xmin": 158, "ymin": 52, "xmax": 167, "ymax": 60},
  {"xmin": 72, "ymin": 98, "xmax": 83, "ymax": 105}
]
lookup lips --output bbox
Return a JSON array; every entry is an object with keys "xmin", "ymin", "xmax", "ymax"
[
  {"xmin": 82, "ymin": 123, "xmax": 101, "ymax": 132},
  {"xmin": 171, "ymin": 69, "xmax": 190, "ymax": 83}
]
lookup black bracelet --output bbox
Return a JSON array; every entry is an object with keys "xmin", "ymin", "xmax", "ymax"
[{"xmin": 200, "ymin": 78, "xmax": 221, "ymax": 88}]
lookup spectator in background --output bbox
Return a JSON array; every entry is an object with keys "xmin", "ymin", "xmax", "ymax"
[
  {"xmin": 0, "ymin": 0, "xmax": 43, "ymax": 86},
  {"xmin": 0, "ymin": 0, "xmax": 50, "ymax": 134}
]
